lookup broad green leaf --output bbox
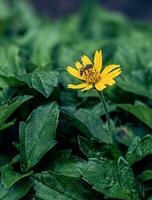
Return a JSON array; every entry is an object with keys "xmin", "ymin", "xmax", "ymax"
[
  {"xmin": 90, "ymin": 103, "xmax": 116, "ymax": 117},
  {"xmin": 0, "ymin": 155, "xmax": 10, "ymax": 171},
  {"xmin": 117, "ymin": 69, "xmax": 152, "ymax": 99},
  {"xmin": 117, "ymin": 101, "xmax": 152, "ymax": 129},
  {"xmin": 20, "ymin": 102, "xmax": 59, "ymax": 171},
  {"xmin": 115, "ymin": 44, "xmax": 152, "ymax": 99},
  {"xmin": 0, "ymin": 88, "xmax": 16, "ymax": 105},
  {"xmin": 79, "ymin": 157, "xmax": 140, "ymax": 200},
  {"xmin": 0, "ymin": 69, "xmax": 58, "ymax": 97},
  {"xmin": 20, "ymin": 69, "xmax": 59, "ymax": 98},
  {"xmin": 0, "ymin": 119, "xmax": 16, "ymax": 131},
  {"xmin": 48, "ymin": 150, "xmax": 86, "ymax": 177},
  {"xmin": 125, "ymin": 135, "xmax": 152, "ymax": 165},
  {"xmin": 78, "ymin": 136, "xmax": 120, "ymax": 160},
  {"xmin": 1, "ymin": 164, "xmax": 32, "ymax": 188},
  {"xmin": 62, "ymin": 108, "xmax": 112, "ymax": 143},
  {"xmin": 114, "ymin": 44, "xmax": 140, "ymax": 71},
  {"xmin": 0, "ymin": 45, "xmax": 24, "ymax": 76},
  {"xmin": 138, "ymin": 170, "xmax": 152, "ymax": 182},
  {"xmin": 30, "ymin": 24, "xmax": 60, "ymax": 67},
  {"xmin": 32, "ymin": 171, "xmax": 101, "ymax": 200},
  {"xmin": 0, "ymin": 95, "xmax": 32, "ymax": 126},
  {"xmin": 74, "ymin": 109, "xmax": 109, "ymax": 142},
  {"xmin": 0, "ymin": 74, "xmax": 24, "ymax": 88},
  {"xmin": 0, "ymin": 180, "xmax": 31, "ymax": 200}
]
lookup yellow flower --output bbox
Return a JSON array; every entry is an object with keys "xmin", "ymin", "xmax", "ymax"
[{"xmin": 67, "ymin": 49, "xmax": 121, "ymax": 91}]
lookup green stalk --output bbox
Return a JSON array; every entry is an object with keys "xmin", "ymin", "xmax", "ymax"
[{"xmin": 98, "ymin": 91, "xmax": 111, "ymax": 134}]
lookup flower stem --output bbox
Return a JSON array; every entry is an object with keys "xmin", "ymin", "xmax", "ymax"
[{"xmin": 98, "ymin": 91, "xmax": 111, "ymax": 134}]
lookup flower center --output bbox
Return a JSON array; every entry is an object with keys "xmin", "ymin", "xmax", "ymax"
[{"xmin": 80, "ymin": 67, "xmax": 101, "ymax": 84}]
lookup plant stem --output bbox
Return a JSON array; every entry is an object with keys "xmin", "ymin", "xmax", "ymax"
[{"xmin": 98, "ymin": 91, "xmax": 111, "ymax": 133}]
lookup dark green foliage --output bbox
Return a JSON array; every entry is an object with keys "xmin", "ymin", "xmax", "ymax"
[
  {"xmin": 78, "ymin": 136, "xmax": 120, "ymax": 160},
  {"xmin": 79, "ymin": 157, "xmax": 140, "ymax": 200},
  {"xmin": 0, "ymin": 0, "xmax": 152, "ymax": 199},
  {"xmin": 19, "ymin": 102, "xmax": 59, "ymax": 171},
  {"xmin": 117, "ymin": 102, "xmax": 152, "ymax": 129},
  {"xmin": 0, "ymin": 95, "xmax": 32, "ymax": 126},
  {"xmin": 138, "ymin": 170, "xmax": 152, "ymax": 182},
  {"xmin": 32, "ymin": 171, "xmax": 102, "ymax": 200},
  {"xmin": 1, "ymin": 164, "xmax": 32, "ymax": 188},
  {"xmin": 125, "ymin": 135, "xmax": 152, "ymax": 165},
  {"xmin": 0, "ymin": 180, "xmax": 31, "ymax": 200}
]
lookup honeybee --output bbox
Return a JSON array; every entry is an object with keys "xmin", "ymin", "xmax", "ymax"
[{"xmin": 80, "ymin": 64, "xmax": 93, "ymax": 76}]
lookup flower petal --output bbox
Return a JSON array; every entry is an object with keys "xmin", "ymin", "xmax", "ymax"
[
  {"xmin": 94, "ymin": 49, "xmax": 102, "ymax": 72},
  {"xmin": 67, "ymin": 83, "xmax": 88, "ymax": 89},
  {"xmin": 95, "ymin": 80, "xmax": 107, "ymax": 91},
  {"xmin": 75, "ymin": 61, "xmax": 82, "ymax": 69},
  {"xmin": 101, "ymin": 64, "xmax": 120, "ymax": 76},
  {"xmin": 67, "ymin": 66, "xmax": 85, "ymax": 80},
  {"xmin": 95, "ymin": 68, "xmax": 121, "ymax": 91},
  {"xmin": 105, "ymin": 68, "xmax": 122, "ymax": 79},
  {"xmin": 81, "ymin": 84, "xmax": 93, "ymax": 91},
  {"xmin": 81, "ymin": 55, "xmax": 92, "ymax": 66}
]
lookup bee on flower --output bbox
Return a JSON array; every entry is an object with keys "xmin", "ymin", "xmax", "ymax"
[{"xmin": 67, "ymin": 49, "xmax": 121, "ymax": 91}]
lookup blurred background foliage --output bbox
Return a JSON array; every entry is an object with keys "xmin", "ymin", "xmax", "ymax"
[
  {"xmin": 0, "ymin": 0, "xmax": 152, "ymax": 199},
  {"xmin": 29, "ymin": 0, "xmax": 152, "ymax": 20}
]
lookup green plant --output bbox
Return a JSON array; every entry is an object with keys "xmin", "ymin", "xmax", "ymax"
[{"xmin": 0, "ymin": 0, "xmax": 152, "ymax": 199}]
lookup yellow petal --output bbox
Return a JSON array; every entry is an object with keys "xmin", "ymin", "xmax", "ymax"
[
  {"xmin": 101, "ymin": 64, "xmax": 120, "ymax": 76},
  {"xmin": 75, "ymin": 61, "xmax": 82, "ymax": 69},
  {"xmin": 94, "ymin": 49, "xmax": 102, "ymax": 72},
  {"xmin": 67, "ymin": 66, "xmax": 85, "ymax": 80},
  {"xmin": 67, "ymin": 83, "xmax": 88, "ymax": 89},
  {"xmin": 81, "ymin": 55, "xmax": 92, "ymax": 66},
  {"xmin": 95, "ymin": 68, "xmax": 121, "ymax": 91},
  {"xmin": 81, "ymin": 84, "xmax": 93, "ymax": 91},
  {"xmin": 105, "ymin": 68, "xmax": 121, "ymax": 79},
  {"xmin": 103, "ymin": 79, "xmax": 115, "ymax": 86},
  {"xmin": 95, "ymin": 80, "xmax": 107, "ymax": 91}
]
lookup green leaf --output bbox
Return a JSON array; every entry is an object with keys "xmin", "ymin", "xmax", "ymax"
[
  {"xmin": 0, "ymin": 119, "xmax": 16, "ymax": 131},
  {"xmin": 125, "ymin": 135, "xmax": 152, "ymax": 165},
  {"xmin": 32, "ymin": 171, "xmax": 101, "ymax": 200},
  {"xmin": 115, "ymin": 44, "xmax": 152, "ymax": 99},
  {"xmin": 79, "ymin": 157, "xmax": 140, "ymax": 200},
  {"xmin": 0, "ymin": 88, "xmax": 16, "ymax": 105},
  {"xmin": 90, "ymin": 103, "xmax": 116, "ymax": 117},
  {"xmin": 0, "ymin": 155, "xmax": 10, "ymax": 171},
  {"xmin": 0, "ymin": 68, "xmax": 58, "ymax": 97},
  {"xmin": 0, "ymin": 45, "xmax": 24, "ymax": 76},
  {"xmin": 62, "ymin": 108, "xmax": 112, "ymax": 143},
  {"xmin": 1, "ymin": 164, "xmax": 32, "ymax": 188},
  {"xmin": 117, "ymin": 69, "xmax": 152, "ymax": 99},
  {"xmin": 0, "ymin": 180, "xmax": 31, "ymax": 200},
  {"xmin": 78, "ymin": 136, "xmax": 120, "ymax": 160},
  {"xmin": 30, "ymin": 24, "xmax": 60, "ymax": 67},
  {"xmin": 117, "ymin": 101, "xmax": 152, "ymax": 129},
  {"xmin": 138, "ymin": 170, "xmax": 152, "ymax": 182},
  {"xmin": 48, "ymin": 150, "xmax": 86, "ymax": 178},
  {"xmin": 20, "ymin": 102, "xmax": 59, "ymax": 171},
  {"xmin": 20, "ymin": 68, "xmax": 58, "ymax": 98},
  {"xmin": 0, "ymin": 95, "xmax": 32, "ymax": 126}
]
